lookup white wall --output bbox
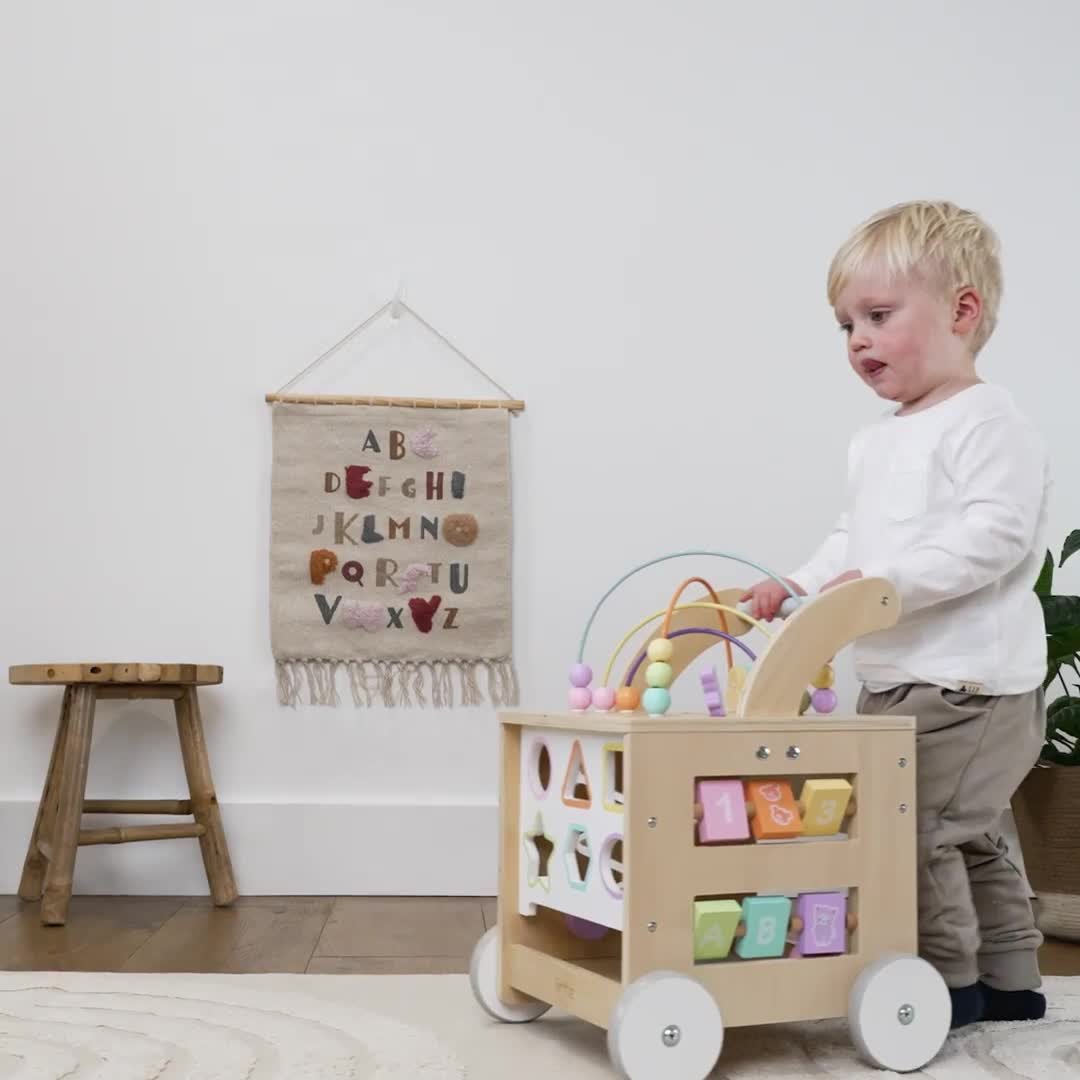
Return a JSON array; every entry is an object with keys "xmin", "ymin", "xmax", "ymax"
[{"xmin": 1, "ymin": 1, "xmax": 1078, "ymax": 896}]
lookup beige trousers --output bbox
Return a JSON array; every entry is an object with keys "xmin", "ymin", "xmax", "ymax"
[{"xmin": 858, "ymin": 683, "xmax": 1045, "ymax": 990}]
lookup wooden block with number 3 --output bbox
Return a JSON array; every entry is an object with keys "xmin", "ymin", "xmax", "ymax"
[
  {"xmin": 747, "ymin": 779, "xmax": 802, "ymax": 840},
  {"xmin": 798, "ymin": 778, "xmax": 853, "ymax": 836}
]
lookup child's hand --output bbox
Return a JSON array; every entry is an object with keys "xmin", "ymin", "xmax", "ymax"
[
  {"xmin": 739, "ymin": 578, "xmax": 805, "ymax": 621},
  {"xmin": 821, "ymin": 569, "xmax": 863, "ymax": 591}
]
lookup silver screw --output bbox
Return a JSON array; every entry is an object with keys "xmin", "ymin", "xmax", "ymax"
[
  {"xmin": 881, "ymin": 596, "xmax": 890, "ymax": 606},
  {"xmin": 662, "ymin": 1024, "xmax": 682, "ymax": 1047},
  {"xmin": 898, "ymin": 757, "xmax": 908, "ymax": 767},
  {"xmin": 647, "ymin": 921, "xmax": 658, "ymax": 932},
  {"xmin": 756, "ymin": 745, "xmax": 770, "ymax": 760},
  {"xmin": 899, "ymin": 803, "xmax": 908, "ymax": 814},
  {"xmin": 897, "ymin": 1004, "xmax": 915, "ymax": 1025},
  {"xmin": 787, "ymin": 745, "xmax": 801, "ymax": 759},
  {"xmin": 647, "ymin": 817, "xmax": 657, "ymax": 829}
]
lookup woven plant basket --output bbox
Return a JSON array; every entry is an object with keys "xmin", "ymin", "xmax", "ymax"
[{"xmin": 1012, "ymin": 764, "xmax": 1080, "ymax": 941}]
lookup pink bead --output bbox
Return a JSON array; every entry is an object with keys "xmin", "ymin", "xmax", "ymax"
[
  {"xmin": 569, "ymin": 663, "xmax": 593, "ymax": 688},
  {"xmin": 568, "ymin": 686, "xmax": 592, "ymax": 710},
  {"xmin": 812, "ymin": 688, "xmax": 838, "ymax": 714},
  {"xmin": 592, "ymin": 686, "xmax": 616, "ymax": 711}
]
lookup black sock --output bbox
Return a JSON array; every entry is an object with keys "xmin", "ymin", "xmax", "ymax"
[
  {"xmin": 949, "ymin": 983, "xmax": 986, "ymax": 1029},
  {"xmin": 977, "ymin": 982, "xmax": 1046, "ymax": 1022}
]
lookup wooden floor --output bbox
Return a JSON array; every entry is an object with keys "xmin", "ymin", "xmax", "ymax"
[
  {"xmin": 2, "ymin": 895, "xmax": 1079, "ymax": 976},
  {"xmin": 0, "ymin": 895, "xmax": 496, "ymax": 973}
]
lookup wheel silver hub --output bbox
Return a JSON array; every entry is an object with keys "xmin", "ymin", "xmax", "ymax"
[
  {"xmin": 662, "ymin": 1024, "xmax": 682, "ymax": 1047},
  {"xmin": 897, "ymin": 1004, "xmax": 915, "ymax": 1025}
]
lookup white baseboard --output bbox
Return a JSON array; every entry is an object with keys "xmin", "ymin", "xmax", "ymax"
[{"xmin": 0, "ymin": 800, "xmax": 499, "ymax": 896}]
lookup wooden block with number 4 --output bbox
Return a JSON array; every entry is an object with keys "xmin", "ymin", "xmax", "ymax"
[
  {"xmin": 798, "ymin": 778, "xmax": 853, "ymax": 836},
  {"xmin": 747, "ymin": 779, "xmax": 802, "ymax": 840}
]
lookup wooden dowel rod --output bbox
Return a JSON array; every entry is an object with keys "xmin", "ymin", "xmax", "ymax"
[
  {"xmin": 83, "ymin": 799, "xmax": 192, "ymax": 815},
  {"xmin": 96, "ymin": 687, "xmax": 185, "ymax": 700},
  {"xmin": 78, "ymin": 823, "xmax": 205, "ymax": 846},
  {"xmin": 693, "ymin": 798, "xmax": 857, "ymax": 822},
  {"xmin": 731, "ymin": 911, "xmax": 858, "ymax": 938},
  {"xmin": 264, "ymin": 392, "xmax": 525, "ymax": 412}
]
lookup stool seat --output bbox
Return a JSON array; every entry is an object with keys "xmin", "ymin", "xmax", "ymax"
[
  {"xmin": 9, "ymin": 662, "xmax": 237, "ymax": 925},
  {"xmin": 10, "ymin": 663, "xmax": 223, "ymax": 686}
]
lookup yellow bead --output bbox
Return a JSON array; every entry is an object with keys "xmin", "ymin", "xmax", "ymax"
[
  {"xmin": 646, "ymin": 661, "xmax": 673, "ymax": 688},
  {"xmin": 647, "ymin": 637, "xmax": 674, "ymax": 663},
  {"xmin": 811, "ymin": 665, "xmax": 835, "ymax": 690}
]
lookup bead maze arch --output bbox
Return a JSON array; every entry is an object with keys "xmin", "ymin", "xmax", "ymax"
[{"xmin": 568, "ymin": 551, "xmax": 901, "ymax": 718}]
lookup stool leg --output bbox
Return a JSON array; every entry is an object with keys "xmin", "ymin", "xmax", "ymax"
[
  {"xmin": 175, "ymin": 687, "xmax": 237, "ymax": 906},
  {"xmin": 19, "ymin": 687, "xmax": 73, "ymax": 901},
  {"xmin": 41, "ymin": 685, "xmax": 96, "ymax": 926}
]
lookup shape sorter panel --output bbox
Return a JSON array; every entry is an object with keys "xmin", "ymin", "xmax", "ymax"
[{"xmin": 518, "ymin": 726, "xmax": 625, "ymax": 931}]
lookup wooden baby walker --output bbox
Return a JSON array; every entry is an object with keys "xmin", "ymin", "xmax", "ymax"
[{"xmin": 469, "ymin": 551, "xmax": 951, "ymax": 1078}]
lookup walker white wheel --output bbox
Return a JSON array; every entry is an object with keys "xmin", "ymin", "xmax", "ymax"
[
  {"xmin": 848, "ymin": 954, "xmax": 951, "ymax": 1072},
  {"xmin": 607, "ymin": 970, "xmax": 723, "ymax": 1079},
  {"xmin": 468, "ymin": 926, "xmax": 551, "ymax": 1023}
]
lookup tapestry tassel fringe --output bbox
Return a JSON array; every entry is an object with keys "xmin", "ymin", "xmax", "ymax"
[{"xmin": 275, "ymin": 658, "xmax": 520, "ymax": 709}]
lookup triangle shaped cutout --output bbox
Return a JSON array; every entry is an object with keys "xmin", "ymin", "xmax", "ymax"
[{"xmin": 562, "ymin": 739, "xmax": 592, "ymax": 808}]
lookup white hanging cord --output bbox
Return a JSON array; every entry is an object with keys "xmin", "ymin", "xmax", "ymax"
[
  {"xmin": 275, "ymin": 302, "xmax": 393, "ymax": 396},
  {"xmin": 272, "ymin": 298, "xmax": 514, "ymax": 402}
]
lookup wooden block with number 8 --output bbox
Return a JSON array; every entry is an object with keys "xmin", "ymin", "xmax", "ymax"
[
  {"xmin": 798, "ymin": 778, "xmax": 853, "ymax": 836},
  {"xmin": 736, "ymin": 895, "xmax": 792, "ymax": 959},
  {"xmin": 696, "ymin": 779, "xmax": 750, "ymax": 843},
  {"xmin": 746, "ymin": 779, "xmax": 802, "ymax": 840}
]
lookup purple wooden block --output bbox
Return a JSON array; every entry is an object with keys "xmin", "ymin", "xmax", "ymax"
[{"xmin": 796, "ymin": 891, "xmax": 847, "ymax": 955}]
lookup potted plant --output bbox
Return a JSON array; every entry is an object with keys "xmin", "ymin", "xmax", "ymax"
[{"xmin": 1011, "ymin": 529, "xmax": 1080, "ymax": 939}]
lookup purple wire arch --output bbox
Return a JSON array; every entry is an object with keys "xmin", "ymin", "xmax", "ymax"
[{"xmin": 623, "ymin": 627, "xmax": 757, "ymax": 687}]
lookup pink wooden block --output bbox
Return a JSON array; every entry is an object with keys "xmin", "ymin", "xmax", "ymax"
[
  {"xmin": 696, "ymin": 779, "xmax": 750, "ymax": 843},
  {"xmin": 796, "ymin": 891, "xmax": 847, "ymax": 955}
]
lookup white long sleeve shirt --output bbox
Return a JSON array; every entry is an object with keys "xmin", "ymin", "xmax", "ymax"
[{"xmin": 789, "ymin": 384, "xmax": 1050, "ymax": 695}]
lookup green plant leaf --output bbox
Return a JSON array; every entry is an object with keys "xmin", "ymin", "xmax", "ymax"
[
  {"xmin": 1041, "ymin": 595, "xmax": 1080, "ymax": 635},
  {"xmin": 1061, "ymin": 530, "xmax": 1080, "ymax": 568},
  {"xmin": 1048, "ymin": 627, "xmax": 1080, "ymax": 662},
  {"xmin": 1045, "ymin": 703, "xmax": 1080, "ymax": 764},
  {"xmin": 1036, "ymin": 549, "xmax": 1055, "ymax": 595},
  {"xmin": 1048, "ymin": 694, "xmax": 1080, "ymax": 719}
]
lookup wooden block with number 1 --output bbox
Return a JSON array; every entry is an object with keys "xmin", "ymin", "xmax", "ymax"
[
  {"xmin": 747, "ymin": 779, "xmax": 802, "ymax": 840},
  {"xmin": 696, "ymin": 779, "xmax": 750, "ymax": 843}
]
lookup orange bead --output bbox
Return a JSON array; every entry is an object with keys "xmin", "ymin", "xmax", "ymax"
[{"xmin": 615, "ymin": 686, "xmax": 641, "ymax": 712}]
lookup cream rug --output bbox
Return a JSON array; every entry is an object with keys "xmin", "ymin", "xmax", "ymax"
[{"xmin": 0, "ymin": 970, "xmax": 1075, "ymax": 1078}]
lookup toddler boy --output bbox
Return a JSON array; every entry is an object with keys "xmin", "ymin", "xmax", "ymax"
[{"xmin": 743, "ymin": 200, "xmax": 1050, "ymax": 1028}]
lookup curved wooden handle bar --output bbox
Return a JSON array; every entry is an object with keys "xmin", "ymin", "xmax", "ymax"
[
  {"xmin": 630, "ymin": 587, "xmax": 753, "ymax": 694},
  {"xmin": 736, "ymin": 577, "xmax": 900, "ymax": 719}
]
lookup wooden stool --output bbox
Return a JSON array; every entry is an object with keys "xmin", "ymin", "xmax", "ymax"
[{"xmin": 8, "ymin": 663, "xmax": 238, "ymax": 926}]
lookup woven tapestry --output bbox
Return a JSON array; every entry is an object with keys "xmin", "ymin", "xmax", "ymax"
[{"xmin": 270, "ymin": 402, "xmax": 517, "ymax": 708}]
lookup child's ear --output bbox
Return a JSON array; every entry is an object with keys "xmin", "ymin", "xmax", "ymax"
[{"xmin": 953, "ymin": 287, "xmax": 982, "ymax": 338}]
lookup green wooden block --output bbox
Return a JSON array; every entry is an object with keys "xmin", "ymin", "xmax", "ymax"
[
  {"xmin": 735, "ymin": 895, "xmax": 791, "ymax": 959},
  {"xmin": 693, "ymin": 899, "xmax": 742, "ymax": 961}
]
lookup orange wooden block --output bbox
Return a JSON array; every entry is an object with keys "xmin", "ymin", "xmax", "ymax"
[{"xmin": 747, "ymin": 779, "xmax": 803, "ymax": 840}]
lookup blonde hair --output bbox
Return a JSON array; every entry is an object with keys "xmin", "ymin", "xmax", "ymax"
[{"xmin": 827, "ymin": 200, "xmax": 1003, "ymax": 354}]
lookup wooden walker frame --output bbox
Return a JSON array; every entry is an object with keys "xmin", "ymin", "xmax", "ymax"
[{"xmin": 474, "ymin": 577, "xmax": 951, "ymax": 1077}]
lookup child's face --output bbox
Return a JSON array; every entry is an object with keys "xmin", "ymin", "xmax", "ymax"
[{"xmin": 833, "ymin": 267, "xmax": 967, "ymax": 407}]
